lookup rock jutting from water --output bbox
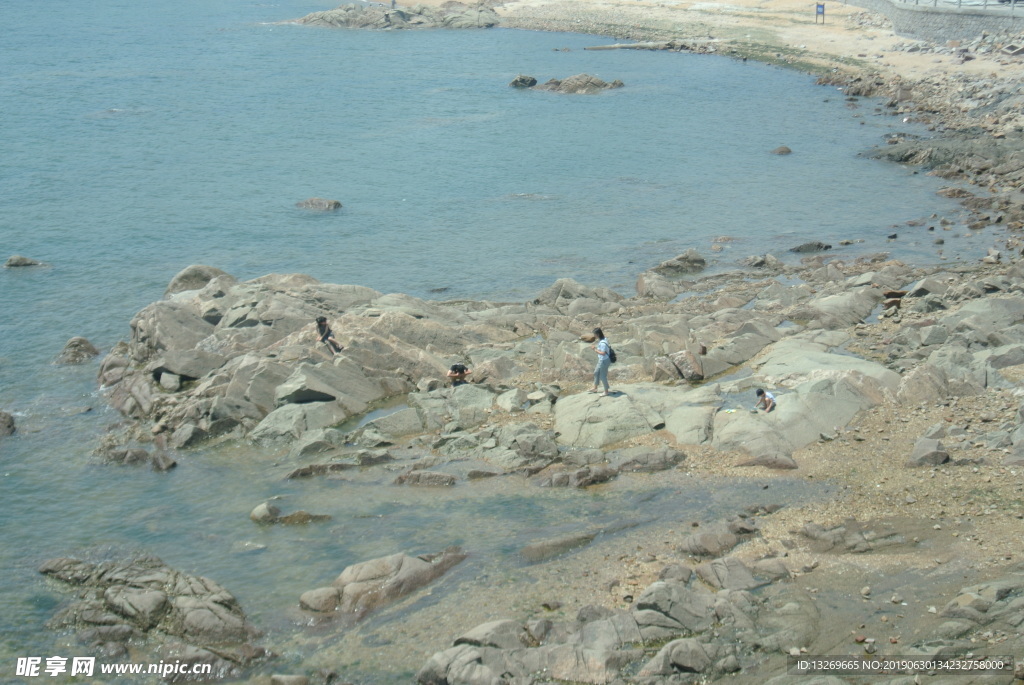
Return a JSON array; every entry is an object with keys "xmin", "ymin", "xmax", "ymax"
[
  {"xmin": 293, "ymin": 2, "xmax": 499, "ymax": 30},
  {"xmin": 38, "ymin": 556, "xmax": 266, "ymax": 678},
  {"xmin": 538, "ymin": 73, "xmax": 623, "ymax": 94},
  {"xmin": 4, "ymin": 255, "xmax": 45, "ymax": 267}
]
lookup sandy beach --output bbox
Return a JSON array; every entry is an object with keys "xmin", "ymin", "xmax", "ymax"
[{"xmin": 496, "ymin": 0, "xmax": 1024, "ymax": 80}]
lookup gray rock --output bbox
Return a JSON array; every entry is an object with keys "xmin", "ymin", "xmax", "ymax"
[
  {"xmin": 635, "ymin": 270, "xmax": 681, "ymax": 300},
  {"xmin": 520, "ymin": 532, "xmax": 596, "ymax": 563},
  {"xmin": 100, "ymin": 447, "xmax": 150, "ymax": 465},
  {"xmin": 652, "ymin": 248, "xmax": 707, "ymax": 276},
  {"xmin": 609, "ymin": 445, "xmax": 686, "ymax": 472},
  {"xmin": 495, "ymin": 388, "xmax": 528, "ymax": 412},
  {"xmin": 743, "ymin": 253, "xmax": 784, "ymax": 270},
  {"xmin": 554, "ymin": 393, "xmax": 664, "ymax": 448},
  {"xmin": 159, "ymin": 372, "xmax": 181, "ymax": 391},
  {"xmin": 298, "ymin": 3, "xmax": 499, "ymax": 30},
  {"xmin": 789, "ymin": 241, "xmax": 831, "ymax": 253},
  {"xmin": 454, "ymin": 619, "xmax": 529, "ymax": 650},
  {"xmin": 165, "ymin": 265, "xmax": 231, "ymax": 297},
  {"xmin": 103, "ymin": 587, "xmax": 169, "ymax": 630},
  {"xmin": 909, "ymin": 276, "xmax": 950, "ymax": 297},
  {"xmin": 361, "ymin": 406, "xmax": 424, "ymax": 438},
  {"xmin": 394, "ymin": 470, "xmax": 456, "ymax": 487},
  {"xmin": 920, "ymin": 325, "xmax": 949, "ymax": 346},
  {"xmin": 678, "ymin": 529, "xmax": 739, "ymax": 558},
  {"xmin": 906, "ymin": 437, "xmax": 950, "ymax": 467},
  {"xmin": 664, "ymin": 404, "xmax": 716, "ymax": 445},
  {"xmin": 330, "ymin": 547, "xmax": 466, "ymax": 617},
  {"xmin": 295, "ymin": 197, "xmax": 342, "ymax": 211},
  {"xmin": 298, "ymin": 587, "xmax": 340, "ymax": 613},
  {"xmin": 39, "ymin": 555, "xmax": 254, "ymax": 649},
  {"xmin": 659, "ymin": 564, "xmax": 693, "ymax": 583},
  {"xmin": 4, "ymin": 255, "xmax": 44, "ymax": 267},
  {"xmin": 639, "ymin": 638, "xmax": 737, "ymax": 676},
  {"xmin": 56, "ymin": 337, "xmax": 100, "ymax": 365},
  {"xmin": 0, "ymin": 411, "xmax": 15, "ymax": 437},
  {"xmin": 250, "ymin": 401, "xmax": 349, "ymax": 443},
  {"xmin": 249, "ymin": 502, "xmax": 281, "ymax": 524},
  {"xmin": 169, "ymin": 423, "xmax": 208, "ymax": 449},
  {"xmin": 533, "ymin": 73, "xmax": 624, "ymax": 94},
  {"xmin": 509, "ymin": 74, "xmax": 537, "ymax": 88},
  {"xmin": 150, "ymin": 450, "xmax": 177, "ymax": 472},
  {"xmin": 169, "ymin": 594, "xmax": 249, "ymax": 642},
  {"xmin": 532, "ymin": 278, "xmax": 623, "ymax": 307},
  {"xmin": 539, "ymin": 465, "xmax": 616, "ymax": 488},
  {"xmin": 694, "ymin": 557, "xmax": 762, "ymax": 590},
  {"xmin": 286, "ymin": 428, "xmax": 345, "ymax": 459},
  {"xmin": 896, "ymin": 363, "xmax": 951, "ymax": 405},
  {"xmin": 633, "ymin": 581, "xmax": 715, "ymax": 639}
]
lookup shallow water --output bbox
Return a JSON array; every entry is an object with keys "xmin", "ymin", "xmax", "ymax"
[{"xmin": 0, "ymin": 0, "xmax": 997, "ymax": 679}]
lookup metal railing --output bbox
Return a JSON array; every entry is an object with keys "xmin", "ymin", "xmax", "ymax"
[{"xmin": 894, "ymin": 0, "xmax": 1018, "ymax": 11}]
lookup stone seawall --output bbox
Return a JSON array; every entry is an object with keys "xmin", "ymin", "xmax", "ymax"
[{"xmin": 845, "ymin": 0, "xmax": 1024, "ymax": 41}]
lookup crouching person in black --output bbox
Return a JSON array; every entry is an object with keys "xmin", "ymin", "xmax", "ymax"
[{"xmin": 447, "ymin": 363, "xmax": 471, "ymax": 386}]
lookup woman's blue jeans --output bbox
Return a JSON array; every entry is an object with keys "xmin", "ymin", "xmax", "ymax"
[{"xmin": 593, "ymin": 359, "xmax": 610, "ymax": 391}]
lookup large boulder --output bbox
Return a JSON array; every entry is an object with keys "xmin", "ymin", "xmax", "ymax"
[
  {"xmin": 295, "ymin": 197, "xmax": 342, "ymax": 211},
  {"xmin": 554, "ymin": 393, "xmax": 665, "ymax": 448},
  {"xmin": 130, "ymin": 300, "xmax": 217, "ymax": 361},
  {"xmin": 165, "ymin": 265, "xmax": 232, "ymax": 297},
  {"xmin": 533, "ymin": 278, "xmax": 623, "ymax": 308},
  {"xmin": 652, "ymin": 249, "xmax": 706, "ymax": 276},
  {"xmin": 789, "ymin": 287, "xmax": 884, "ymax": 329},
  {"xmin": 39, "ymin": 556, "xmax": 257, "ymax": 652},
  {"xmin": 633, "ymin": 580, "xmax": 716, "ymax": 641},
  {"xmin": 639, "ymin": 638, "xmax": 739, "ymax": 677},
  {"xmin": 328, "ymin": 547, "xmax": 467, "ymax": 618},
  {"xmin": 709, "ymin": 371, "xmax": 893, "ymax": 467},
  {"xmin": 906, "ymin": 437, "xmax": 950, "ymax": 467},
  {"xmin": 55, "ymin": 337, "xmax": 100, "ymax": 365},
  {"xmin": 249, "ymin": 401, "xmax": 350, "ymax": 443},
  {"xmin": 533, "ymin": 74, "xmax": 624, "ymax": 94},
  {"xmin": 509, "ymin": 74, "xmax": 537, "ymax": 88},
  {"xmin": 4, "ymin": 255, "xmax": 44, "ymax": 267}
]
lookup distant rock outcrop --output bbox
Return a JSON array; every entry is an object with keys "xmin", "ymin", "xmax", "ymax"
[
  {"xmin": 295, "ymin": 197, "xmax": 342, "ymax": 211},
  {"xmin": 55, "ymin": 337, "xmax": 100, "ymax": 365},
  {"xmin": 509, "ymin": 74, "xmax": 538, "ymax": 88},
  {"xmin": 4, "ymin": 255, "xmax": 45, "ymax": 267},
  {"xmin": 295, "ymin": 2, "xmax": 499, "ymax": 30},
  {"xmin": 651, "ymin": 248, "xmax": 707, "ymax": 276},
  {"xmin": 532, "ymin": 73, "xmax": 624, "ymax": 94}
]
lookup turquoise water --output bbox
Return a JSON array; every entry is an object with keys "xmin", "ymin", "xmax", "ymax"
[{"xmin": 0, "ymin": 0, "xmax": 984, "ymax": 680}]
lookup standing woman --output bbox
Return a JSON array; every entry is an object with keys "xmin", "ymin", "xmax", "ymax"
[{"xmin": 590, "ymin": 327, "xmax": 611, "ymax": 396}]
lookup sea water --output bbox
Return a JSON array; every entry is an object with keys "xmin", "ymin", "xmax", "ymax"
[{"xmin": 0, "ymin": 0, "xmax": 986, "ymax": 680}]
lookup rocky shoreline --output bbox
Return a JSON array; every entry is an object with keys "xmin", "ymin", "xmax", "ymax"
[{"xmin": 36, "ymin": 2, "xmax": 1024, "ymax": 683}]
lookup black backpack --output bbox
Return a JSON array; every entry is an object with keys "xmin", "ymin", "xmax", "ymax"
[{"xmin": 608, "ymin": 346, "xmax": 617, "ymax": 364}]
